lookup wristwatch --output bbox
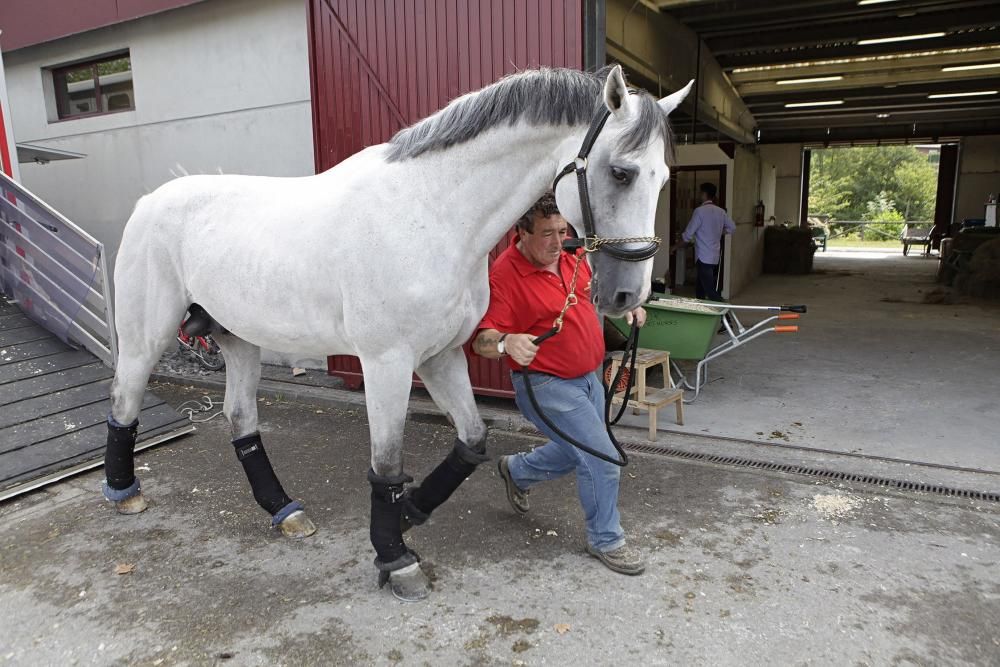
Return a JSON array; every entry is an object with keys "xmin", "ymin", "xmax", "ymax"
[{"xmin": 497, "ymin": 333, "xmax": 508, "ymax": 356}]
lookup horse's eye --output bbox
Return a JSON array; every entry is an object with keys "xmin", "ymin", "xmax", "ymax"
[{"xmin": 610, "ymin": 166, "xmax": 632, "ymax": 184}]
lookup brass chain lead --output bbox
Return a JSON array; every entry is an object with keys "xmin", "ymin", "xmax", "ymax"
[{"xmin": 552, "ymin": 252, "xmax": 587, "ymax": 332}]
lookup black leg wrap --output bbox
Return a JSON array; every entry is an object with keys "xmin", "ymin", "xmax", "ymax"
[
  {"xmin": 104, "ymin": 415, "xmax": 139, "ymax": 492},
  {"xmin": 369, "ymin": 468, "xmax": 419, "ymax": 571},
  {"xmin": 233, "ymin": 433, "xmax": 294, "ymax": 516},
  {"xmin": 403, "ymin": 438, "xmax": 490, "ymax": 525}
]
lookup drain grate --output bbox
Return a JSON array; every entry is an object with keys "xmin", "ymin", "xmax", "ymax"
[{"xmin": 623, "ymin": 442, "xmax": 1000, "ymax": 503}]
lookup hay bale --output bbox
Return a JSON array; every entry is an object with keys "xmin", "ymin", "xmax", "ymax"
[
  {"xmin": 955, "ymin": 237, "xmax": 1000, "ymax": 300},
  {"xmin": 764, "ymin": 226, "xmax": 816, "ymax": 274}
]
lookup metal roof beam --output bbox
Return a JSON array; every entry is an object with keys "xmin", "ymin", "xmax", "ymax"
[
  {"xmin": 743, "ymin": 76, "xmax": 1000, "ymax": 105},
  {"xmin": 664, "ymin": 0, "xmax": 983, "ymax": 33},
  {"xmin": 717, "ymin": 31, "xmax": 999, "ymax": 69},
  {"xmin": 734, "ymin": 61, "xmax": 1000, "ymax": 95},
  {"xmin": 707, "ymin": 6, "xmax": 1000, "ymax": 55},
  {"xmin": 728, "ymin": 46, "xmax": 1000, "ymax": 84},
  {"xmin": 757, "ymin": 119, "xmax": 1000, "ymax": 143}
]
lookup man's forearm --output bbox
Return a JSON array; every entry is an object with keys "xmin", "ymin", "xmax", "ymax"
[{"xmin": 473, "ymin": 329, "xmax": 503, "ymax": 359}]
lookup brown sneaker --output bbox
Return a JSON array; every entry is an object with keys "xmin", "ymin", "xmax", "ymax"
[
  {"xmin": 497, "ymin": 455, "xmax": 530, "ymax": 515},
  {"xmin": 586, "ymin": 543, "xmax": 645, "ymax": 575}
]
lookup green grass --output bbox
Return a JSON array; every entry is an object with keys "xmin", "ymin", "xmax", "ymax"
[{"xmin": 826, "ymin": 237, "xmax": 901, "ymax": 249}]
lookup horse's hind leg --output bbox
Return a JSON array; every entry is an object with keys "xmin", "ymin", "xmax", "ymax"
[
  {"xmin": 402, "ymin": 347, "xmax": 489, "ymax": 530},
  {"xmin": 104, "ymin": 303, "xmax": 185, "ymax": 514},
  {"xmin": 214, "ymin": 332, "xmax": 315, "ymax": 538},
  {"xmin": 360, "ymin": 353, "xmax": 430, "ymax": 602}
]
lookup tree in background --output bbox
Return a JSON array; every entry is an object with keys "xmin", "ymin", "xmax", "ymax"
[
  {"xmin": 861, "ymin": 191, "xmax": 905, "ymax": 240},
  {"xmin": 809, "ymin": 146, "xmax": 938, "ymax": 240}
]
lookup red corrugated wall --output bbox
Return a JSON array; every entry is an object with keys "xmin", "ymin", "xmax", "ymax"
[{"xmin": 308, "ymin": 0, "xmax": 584, "ymax": 396}]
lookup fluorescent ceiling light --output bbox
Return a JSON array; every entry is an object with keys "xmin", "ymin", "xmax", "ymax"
[
  {"xmin": 858, "ymin": 32, "xmax": 945, "ymax": 45},
  {"xmin": 776, "ymin": 76, "xmax": 844, "ymax": 85},
  {"xmin": 785, "ymin": 100, "xmax": 844, "ymax": 108},
  {"xmin": 942, "ymin": 62, "xmax": 1000, "ymax": 72},
  {"xmin": 858, "ymin": 0, "xmax": 899, "ymax": 5},
  {"xmin": 928, "ymin": 90, "xmax": 998, "ymax": 98},
  {"xmin": 876, "ymin": 113, "xmax": 891, "ymax": 118}
]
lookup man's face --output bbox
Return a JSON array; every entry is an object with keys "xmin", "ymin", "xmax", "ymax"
[{"xmin": 520, "ymin": 213, "xmax": 569, "ymax": 268}]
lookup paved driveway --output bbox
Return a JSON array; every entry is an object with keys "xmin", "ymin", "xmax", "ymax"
[{"xmin": 2, "ymin": 382, "xmax": 998, "ymax": 665}]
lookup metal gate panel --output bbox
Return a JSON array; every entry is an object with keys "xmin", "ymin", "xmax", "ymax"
[{"xmin": 309, "ymin": 0, "xmax": 584, "ymax": 396}]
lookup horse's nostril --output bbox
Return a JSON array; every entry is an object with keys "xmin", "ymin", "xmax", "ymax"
[{"xmin": 613, "ymin": 291, "xmax": 633, "ymax": 310}]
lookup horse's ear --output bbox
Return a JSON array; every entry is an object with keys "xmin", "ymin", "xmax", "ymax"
[
  {"xmin": 603, "ymin": 64, "xmax": 631, "ymax": 115},
  {"xmin": 658, "ymin": 80, "xmax": 694, "ymax": 116}
]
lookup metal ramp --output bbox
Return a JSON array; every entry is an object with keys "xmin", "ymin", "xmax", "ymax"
[{"xmin": 0, "ymin": 173, "xmax": 193, "ymax": 501}]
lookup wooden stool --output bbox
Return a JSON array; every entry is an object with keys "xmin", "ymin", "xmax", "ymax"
[{"xmin": 607, "ymin": 348, "xmax": 684, "ymax": 441}]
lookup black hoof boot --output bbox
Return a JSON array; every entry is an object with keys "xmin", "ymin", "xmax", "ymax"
[
  {"xmin": 369, "ymin": 469, "xmax": 429, "ymax": 601},
  {"xmin": 103, "ymin": 416, "xmax": 146, "ymax": 513},
  {"xmin": 400, "ymin": 438, "xmax": 489, "ymax": 532},
  {"xmin": 232, "ymin": 433, "xmax": 312, "ymax": 535}
]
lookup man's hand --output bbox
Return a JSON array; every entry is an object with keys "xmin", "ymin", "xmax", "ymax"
[
  {"xmin": 624, "ymin": 307, "xmax": 647, "ymax": 328},
  {"xmin": 504, "ymin": 333, "xmax": 539, "ymax": 367},
  {"xmin": 473, "ymin": 329, "xmax": 539, "ymax": 366}
]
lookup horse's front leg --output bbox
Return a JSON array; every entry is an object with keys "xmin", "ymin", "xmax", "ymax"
[
  {"xmin": 402, "ymin": 347, "xmax": 489, "ymax": 530},
  {"xmin": 360, "ymin": 353, "xmax": 431, "ymax": 602},
  {"xmin": 215, "ymin": 333, "xmax": 315, "ymax": 538}
]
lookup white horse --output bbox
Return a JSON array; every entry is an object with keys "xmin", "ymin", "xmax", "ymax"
[{"xmin": 103, "ymin": 65, "xmax": 691, "ymax": 601}]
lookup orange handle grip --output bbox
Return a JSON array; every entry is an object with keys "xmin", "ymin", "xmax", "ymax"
[
  {"xmin": 778, "ymin": 313, "xmax": 799, "ymax": 320},
  {"xmin": 774, "ymin": 325, "xmax": 798, "ymax": 333}
]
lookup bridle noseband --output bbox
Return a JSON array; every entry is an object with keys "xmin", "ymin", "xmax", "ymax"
[{"xmin": 552, "ymin": 108, "xmax": 661, "ymax": 262}]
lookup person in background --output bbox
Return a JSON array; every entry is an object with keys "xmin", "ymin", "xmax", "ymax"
[{"xmin": 670, "ymin": 182, "xmax": 736, "ymax": 301}]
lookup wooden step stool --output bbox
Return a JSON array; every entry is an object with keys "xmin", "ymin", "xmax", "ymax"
[{"xmin": 607, "ymin": 348, "xmax": 684, "ymax": 441}]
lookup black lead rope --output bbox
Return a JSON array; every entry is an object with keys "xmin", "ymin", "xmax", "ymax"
[
  {"xmin": 513, "ymin": 321, "xmax": 642, "ymax": 467},
  {"xmin": 605, "ymin": 322, "xmax": 641, "ymax": 426}
]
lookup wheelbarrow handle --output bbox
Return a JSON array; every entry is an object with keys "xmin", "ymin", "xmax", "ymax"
[{"xmin": 781, "ymin": 305, "xmax": 808, "ymax": 313}]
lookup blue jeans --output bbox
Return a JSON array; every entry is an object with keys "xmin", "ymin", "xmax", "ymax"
[{"xmin": 508, "ymin": 369, "xmax": 625, "ymax": 552}]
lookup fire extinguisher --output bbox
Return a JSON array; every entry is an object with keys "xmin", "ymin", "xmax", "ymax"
[{"xmin": 754, "ymin": 200, "xmax": 765, "ymax": 227}]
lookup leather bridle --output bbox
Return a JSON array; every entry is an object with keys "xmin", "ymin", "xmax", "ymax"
[{"xmin": 552, "ymin": 107, "xmax": 661, "ymax": 262}]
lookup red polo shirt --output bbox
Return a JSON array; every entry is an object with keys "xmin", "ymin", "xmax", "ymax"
[{"xmin": 478, "ymin": 244, "xmax": 604, "ymax": 378}]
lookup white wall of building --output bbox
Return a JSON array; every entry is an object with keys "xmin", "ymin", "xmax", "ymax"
[
  {"xmin": 4, "ymin": 0, "xmax": 313, "ymax": 276},
  {"xmin": 760, "ymin": 143, "xmax": 804, "ymax": 226},
  {"xmin": 955, "ymin": 135, "xmax": 1000, "ymax": 223},
  {"xmin": 4, "ymin": 0, "xmax": 316, "ymax": 367}
]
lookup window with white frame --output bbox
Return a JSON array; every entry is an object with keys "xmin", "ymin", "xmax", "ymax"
[{"xmin": 51, "ymin": 52, "xmax": 134, "ymax": 120}]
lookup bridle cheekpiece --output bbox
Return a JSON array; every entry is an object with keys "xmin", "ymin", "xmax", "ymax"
[{"xmin": 552, "ymin": 108, "xmax": 661, "ymax": 262}]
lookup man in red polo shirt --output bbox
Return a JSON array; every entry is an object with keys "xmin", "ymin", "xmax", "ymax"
[{"xmin": 473, "ymin": 193, "xmax": 647, "ymax": 575}]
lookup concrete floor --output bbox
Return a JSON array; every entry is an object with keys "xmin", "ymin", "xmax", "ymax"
[
  {"xmin": 628, "ymin": 248, "xmax": 1000, "ymax": 477},
  {"xmin": 1, "ymin": 382, "xmax": 999, "ymax": 666}
]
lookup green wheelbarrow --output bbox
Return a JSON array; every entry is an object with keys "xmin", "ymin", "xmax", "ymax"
[{"xmin": 609, "ymin": 296, "xmax": 806, "ymax": 402}]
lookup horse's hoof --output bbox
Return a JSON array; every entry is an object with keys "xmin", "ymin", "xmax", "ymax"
[
  {"xmin": 278, "ymin": 510, "xmax": 316, "ymax": 538},
  {"xmin": 387, "ymin": 563, "xmax": 431, "ymax": 602},
  {"xmin": 115, "ymin": 492, "xmax": 148, "ymax": 515}
]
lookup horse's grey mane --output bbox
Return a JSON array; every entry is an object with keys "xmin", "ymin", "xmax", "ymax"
[{"xmin": 386, "ymin": 67, "xmax": 674, "ymax": 162}]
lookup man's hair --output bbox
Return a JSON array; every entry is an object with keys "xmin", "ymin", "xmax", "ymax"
[
  {"xmin": 699, "ymin": 182, "xmax": 717, "ymax": 199},
  {"xmin": 516, "ymin": 192, "xmax": 560, "ymax": 233}
]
